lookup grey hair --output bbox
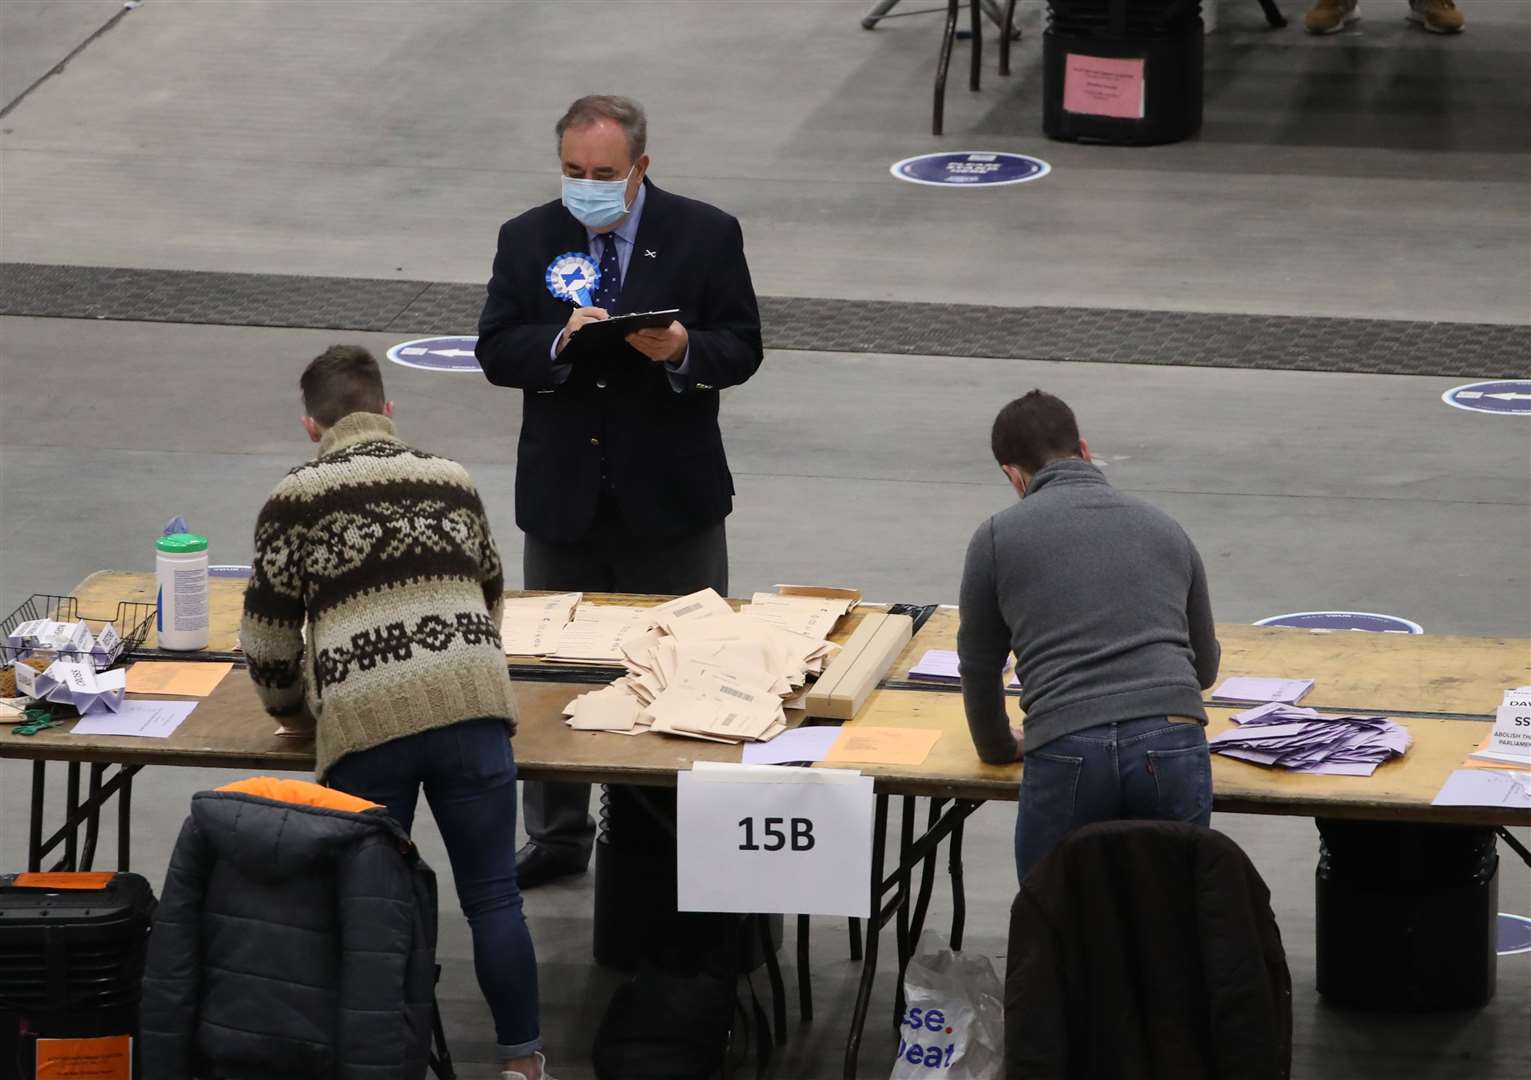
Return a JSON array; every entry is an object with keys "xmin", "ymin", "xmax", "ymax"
[{"xmin": 555, "ymin": 95, "xmax": 647, "ymax": 162}]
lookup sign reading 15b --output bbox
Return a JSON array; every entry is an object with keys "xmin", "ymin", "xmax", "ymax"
[{"xmin": 678, "ymin": 764, "xmax": 875, "ymax": 918}]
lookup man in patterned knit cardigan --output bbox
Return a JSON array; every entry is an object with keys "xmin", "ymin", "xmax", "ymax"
[{"xmin": 241, "ymin": 345, "xmax": 553, "ymax": 1080}]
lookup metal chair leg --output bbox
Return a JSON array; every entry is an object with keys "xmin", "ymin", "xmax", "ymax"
[{"xmin": 934, "ymin": 0, "xmax": 960, "ymax": 135}]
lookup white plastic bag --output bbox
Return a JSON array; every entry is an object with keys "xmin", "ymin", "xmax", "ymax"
[{"xmin": 889, "ymin": 933, "xmax": 1005, "ymax": 1079}]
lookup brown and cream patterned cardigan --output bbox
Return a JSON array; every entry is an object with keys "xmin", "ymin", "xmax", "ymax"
[{"xmin": 241, "ymin": 412, "xmax": 516, "ymax": 778}]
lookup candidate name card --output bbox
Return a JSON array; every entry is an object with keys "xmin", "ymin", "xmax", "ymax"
[
  {"xmin": 677, "ymin": 762, "xmax": 875, "ymax": 918},
  {"xmin": 14, "ymin": 658, "xmax": 126, "ymax": 714},
  {"xmin": 1472, "ymin": 693, "xmax": 1531, "ymax": 767}
]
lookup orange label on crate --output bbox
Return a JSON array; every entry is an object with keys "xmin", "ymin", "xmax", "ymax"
[
  {"xmin": 35, "ymin": 1035, "xmax": 132, "ymax": 1079},
  {"xmin": 13, "ymin": 872, "xmax": 115, "ymax": 890}
]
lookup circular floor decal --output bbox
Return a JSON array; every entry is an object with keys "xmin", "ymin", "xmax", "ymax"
[
  {"xmin": 1255, "ymin": 611, "xmax": 1423, "ymax": 634},
  {"xmin": 891, "ymin": 151, "xmax": 1051, "ymax": 187},
  {"xmin": 1441, "ymin": 380, "xmax": 1531, "ymax": 415},
  {"xmin": 387, "ymin": 336, "xmax": 481, "ymax": 373},
  {"xmin": 1497, "ymin": 913, "xmax": 1531, "ymax": 956}
]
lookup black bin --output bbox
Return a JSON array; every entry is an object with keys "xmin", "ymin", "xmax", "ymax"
[
  {"xmin": 1044, "ymin": 0, "xmax": 1203, "ymax": 145},
  {"xmin": 594, "ymin": 784, "xmax": 781, "ymax": 973},
  {"xmin": 1315, "ymin": 820, "xmax": 1498, "ymax": 1010},
  {"xmin": 0, "ymin": 872, "xmax": 157, "ymax": 1079}
]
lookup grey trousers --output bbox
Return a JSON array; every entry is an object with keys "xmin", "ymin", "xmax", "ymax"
[{"xmin": 521, "ymin": 505, "xmax": 728, "ymax": 865}]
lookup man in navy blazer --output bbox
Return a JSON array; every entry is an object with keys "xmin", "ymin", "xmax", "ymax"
[{"xmin": 476, "ymin": 95, "xmax": 763, "ymax": 887}]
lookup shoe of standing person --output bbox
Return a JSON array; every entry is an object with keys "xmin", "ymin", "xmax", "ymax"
[
  {"xmin": 503, "ymin": 1052, "xmax": 556, "ymax": 1080},
  {"xmin": 1408, "ymin": 0, "xmax": 1463, "ymax": 33},
  {"xmin": 514, "ymin": 843, "xmax": 586, "ymax": 890},
  {"xmin": 1304, "ymin": 0, "xmax": 1361, "ymax": 33}
]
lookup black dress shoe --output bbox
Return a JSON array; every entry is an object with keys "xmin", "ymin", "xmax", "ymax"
[{"xmin": 515, "ymin": 843, "xmax": 587, "ymax": 890}]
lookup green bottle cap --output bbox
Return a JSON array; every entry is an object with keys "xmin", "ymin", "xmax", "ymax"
[{"xmin": 156, "ymin": 533, "xmax": 209, "ymax": 554}]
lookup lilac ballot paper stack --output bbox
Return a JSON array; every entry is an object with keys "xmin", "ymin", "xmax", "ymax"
[{"xmin": 1209, "ymin": 703, "xmax": 1412, "ymax": 776}]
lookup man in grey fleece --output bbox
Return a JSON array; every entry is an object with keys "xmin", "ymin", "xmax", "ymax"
[{"xmin": 958, "ymin": 390, "xmax": 1220, "ymax": 881}]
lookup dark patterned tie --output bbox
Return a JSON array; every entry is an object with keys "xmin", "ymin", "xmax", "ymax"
[{"xmin": 594, "ymin": 233, "xmax": 621, "ymax": 310}]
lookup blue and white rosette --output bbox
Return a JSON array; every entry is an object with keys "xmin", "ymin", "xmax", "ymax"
[{"xmin": 546, "ymin": 251, "xmax": 601, "ymax": 307}]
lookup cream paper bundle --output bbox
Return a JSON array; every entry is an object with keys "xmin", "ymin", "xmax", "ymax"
[{"xmin": 561, "ymin": 588, "xmax": 849, "ymax": 743}]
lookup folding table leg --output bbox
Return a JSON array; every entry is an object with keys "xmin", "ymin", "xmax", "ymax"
[
  {"xmin": 969, "ymin": 0, "xmax": 983, "ymax": 92},
  {"xmin": 949, "ymin": 814, "xmax": 968, "ymax": 950},
  {"xmin": 28, "ymin": 761, "xmax": 46, "ymax": 872},
  {"xmin": 843, "ymin": 792, "xmax": 889, "ymax": 1080},
  {"xmin": 118, "ymin": 767, "xmax": 135, "ymax": 872},
  {"xmin": 909, "ymin": 798, "xmax": 946, "ymax": 943},
  {"xmin": 79, "ymin": 764, "xmax": 106, "ymax": 871},
  {"xmin": 797, "ymin": 914, "xmax": 814, "ymax": 1022},
  {"xmin": 56, "ymin": 762, "xmax": 81, "ymax": 872},
  {"xmin": 893, "ymin": 796, "xmax": 916, "ymax": 1031},
  {"xmin": 848, "ymin": 916, "xmax": 862, "ymax": 962},
  {"xmin": 1000, "ymin": 0, "xmax": 1019, "ymax": 75},
  {"xmin": 934, "ymin": 0, "xmax": 960, "ymax": 135}
]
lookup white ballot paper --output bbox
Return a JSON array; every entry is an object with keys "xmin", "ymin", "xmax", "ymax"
[
  {"xmin": 71, "ymin": 698, "xmax": 197, "ymax": 738},
  {"xmin": 15, "ymin": 659, "xmax": 127, "ymax": 714},
  {"xmin": 677, "ymin": 762, "xmax": 875, "ymax": 918},
  {"xmin": 1432, "ymin": 769, "xmax": 1531, "ymax": 810}
]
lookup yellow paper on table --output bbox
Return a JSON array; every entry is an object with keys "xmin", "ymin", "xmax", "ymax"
[
  {"xmin": 125, "ymin": 661, "xmax": 234, "ymax": 698},
  {"xmin": 822, "ymin": 726, "xmax": 942, "ymax": 767}
]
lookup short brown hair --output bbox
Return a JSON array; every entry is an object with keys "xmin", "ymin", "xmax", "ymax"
[
  {"xmin": 555, "ymin": 95, "xmax": 647, "ymax": 161},
  {"xmin": 991, "ymin": 390, "xmax": 1082, "ymax": 473},
  {"xmin": 300, "ymin": 345, "xmax": 386, "ymax": 427}
]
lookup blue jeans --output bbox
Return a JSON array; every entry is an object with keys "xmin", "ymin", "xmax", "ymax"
[
  {"xmin": 327, "ymin": 717, "xmax": 541, "ymax": 1058},
  {"xmin": 1016, "ymin": 716, "xmax": 1212, "ymax": 883}
]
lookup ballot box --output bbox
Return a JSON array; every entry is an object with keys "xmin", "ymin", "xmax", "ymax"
[
  {"xmin": 0, "ymin": 871, "xmax": 156, "ymax": 1079},
  {"xmin": 1043, "ymin": 0, "xmax": 1204, "ymax": 146},
  {"xmin": 1315, "ymin": 820, "xmax": 1498, "ymax": 1010},
  {"xmin": 594, "ymin": 784, "xmax": 780, "ymax": 974}
]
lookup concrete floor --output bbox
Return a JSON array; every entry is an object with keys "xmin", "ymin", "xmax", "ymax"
[{"xmin": 1, "ymin": 1, "xmax": 1528, "ymax": 1078}]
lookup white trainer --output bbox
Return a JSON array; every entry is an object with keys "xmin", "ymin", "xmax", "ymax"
[{"xmin": 502, "ymin": 1052, "xmax": 556, "ymax": 1080}]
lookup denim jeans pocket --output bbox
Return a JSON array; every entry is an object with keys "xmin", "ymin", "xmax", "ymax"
[
  {"xmin": 451, "ymin": 717, "xmax": 515, "ymax": 783},
  {"xmin": 1022, "ymin": 751, "xmax": 1087, "ymax": 836},
  {"xmin": 1145, "ymin": 741, "xmax": 1212, "ymax": 824}
]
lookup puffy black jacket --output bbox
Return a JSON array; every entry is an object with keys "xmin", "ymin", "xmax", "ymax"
[
  {"xmin": 140, "ymin": 778, "xmax": 438, "ymax": 1079},
  {"xmin": 1005, "ymin": 821, "xmax": 1292, "ymax": 1080}
]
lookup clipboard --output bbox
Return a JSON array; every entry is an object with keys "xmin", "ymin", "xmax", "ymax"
[{"xmin": 563, "ymin": 309, "xmax": 680, "ymax": 357}]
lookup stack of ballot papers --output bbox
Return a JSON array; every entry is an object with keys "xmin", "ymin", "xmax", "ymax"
[
  {"xmin": 500, "ymin": 592, "xmax": 582, "ymax": 656},
  {"xmin": 1209, "ymin": 702, "xmax": 1411, "ymax": 776},
  {"xmin": 1211, "ymin": 677, "xmax": 1314, "ymax": 705},
  {"xmin": 738, "ymin": 592, "xmax": 856, "ymax": 639},
  {"xmin": 907, "ymin": 649, "xmax": 1021, "ymax": 689},
  {"xmin": 561, "ymin": 588, "xmax": 842, "ymax": 744}
]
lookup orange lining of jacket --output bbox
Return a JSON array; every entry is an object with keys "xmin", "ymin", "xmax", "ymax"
[{"xmin": 217, "ymin": 776, "xmax": 380, "ymax": 815}]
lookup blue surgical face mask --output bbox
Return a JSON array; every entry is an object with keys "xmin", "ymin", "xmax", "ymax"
[{"xmin": 561, "ymin": 166, "xmax": 635, "ymax": 229}]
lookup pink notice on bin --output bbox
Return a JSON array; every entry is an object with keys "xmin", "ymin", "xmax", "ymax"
[{"xmin": 1063, "ymin": 54, "xmax": 1146, "ymax": 119}]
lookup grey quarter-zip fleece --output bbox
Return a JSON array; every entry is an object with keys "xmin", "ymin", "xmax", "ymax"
[{"xmin": 958, "ymin": 458, "xmax": 1220, "ymax": 764}]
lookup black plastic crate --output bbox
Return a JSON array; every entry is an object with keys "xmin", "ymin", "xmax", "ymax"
[{"xmin": 0, "ymin": 872, "xmax": 157, "ymax": 1078}]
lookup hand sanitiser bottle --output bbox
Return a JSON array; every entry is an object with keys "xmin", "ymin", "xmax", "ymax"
[{"xmin": 155, "ymin": 533, "xmax": 210, "ymax": 651}]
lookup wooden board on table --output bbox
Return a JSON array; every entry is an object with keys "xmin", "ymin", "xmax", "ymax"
[
  {"xmin": 68, "ymin": 574, "xmax": 879, "ymax": 667},
  {"xmin": 893, "ymin": 609, "xmax": 1529, "ymax": 718},
  {"xmin": 72, "ymin": 569, "xmax": 247, "ymax": 654}
]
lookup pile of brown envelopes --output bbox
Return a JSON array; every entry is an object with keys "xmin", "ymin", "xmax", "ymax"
[{"xmin": 559, "ymin": 588, "xmax": 855, "ymax": 743}]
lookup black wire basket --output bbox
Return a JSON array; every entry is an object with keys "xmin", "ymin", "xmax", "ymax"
[{"xmin": 0, "ymin": 594, "xmax": 156, "ymax": 670}]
